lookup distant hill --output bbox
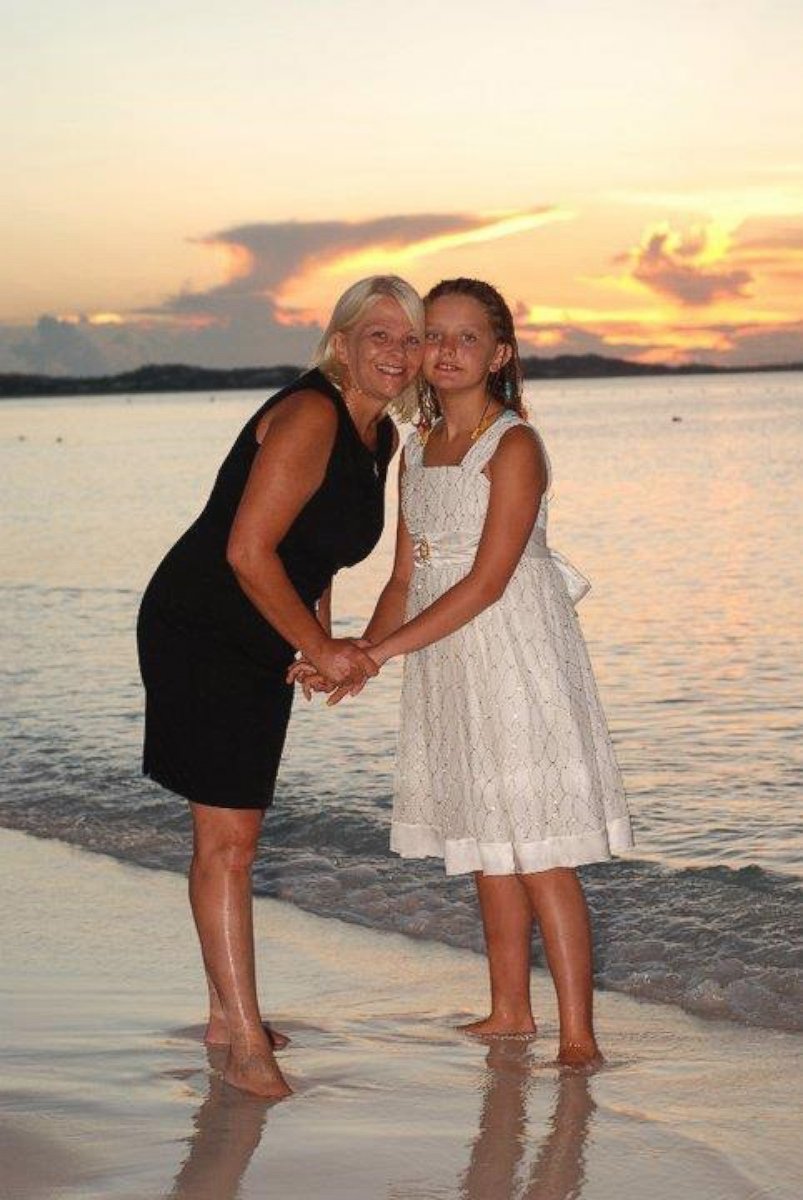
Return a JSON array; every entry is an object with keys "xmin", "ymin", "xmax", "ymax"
[
  {"xmin": 0, "ymin": 362, "xmax": 301, "ymax": 399},
  {"xmin": 519, "ymin": 354, "xmax": 803, "ymax": 379},
  {"xmin": 1, "ymin": 356, "xmax": 801, "ymax": 399}
]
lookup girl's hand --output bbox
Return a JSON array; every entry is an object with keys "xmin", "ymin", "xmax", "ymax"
[
  {"xmin": 287, "ymin": 657, "xmax": 319, "ymax": 685},
  {"xmin": 325, "ymin": 645, "xmax": 384, "ymax": 706},
  {"xmin": 297, "ymin": 667, "xmax": 334, "ymax": 701},
  {"xmin": 287, "ymin": 638, "xmax": 377, "ymax": 699}
]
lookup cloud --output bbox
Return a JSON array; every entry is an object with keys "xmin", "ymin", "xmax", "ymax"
[
  {"xmin": 606, "ymin": 183, "xmax": 803, "ymax": 224},
  {"xmin": 0, "ymin": 209, "xmax": 563, "ymax": 375},
  {"xmin": 729, "ymin": 219, "xmax": 803, "ymax": 272},
  {"xmin": 1, "ymin": 208, "xmax": 799, "ymax": 376},
  {"xmin": 154, "ymin": 215, "xmax": 483, "ymax": 319},
  {"xmin": 620, "ymin": 224, "xmax": 753, "ymax": 306},
  {"xmin": 517, "ymin": 317, "xmax": 683, "ymax": 363},
  {"xmin": 700, "ymin": 319, "xmax": 803, "ymax": 367},
  {"xmin": 517, "ymin": 308, "xmax": 803, "ymax": 367},
  {"xmin": 0, "ymin": 304, "xmax": 320, "ymax": 376},
  {"xmin": 151, "ymin": 209, "xmax": 565, "ymax": 319},
  {"xmin": 7, "ymin": 315, "xmax": 110, "ymax": 376}
]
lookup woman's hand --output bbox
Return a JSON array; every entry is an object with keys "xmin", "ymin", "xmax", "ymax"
[
  {"xmin": 323, "ymin": 643, "xmax": 386, "ymax": 706},
  {"xmin": 313, "ymin": 637, "xmax": 378, "ymax": 688},
  {"xmin": 287, "ymin": 637, "xmax": 377, "ymax": 698}
]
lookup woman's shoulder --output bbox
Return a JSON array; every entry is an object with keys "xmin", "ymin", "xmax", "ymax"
[
  {"xmin": 250, "ymin": 373, "xmax": 341, "ymax": 450},
  {"xmin": 268, "ymin": 368, "xmax": 340, "ymax": 413}
]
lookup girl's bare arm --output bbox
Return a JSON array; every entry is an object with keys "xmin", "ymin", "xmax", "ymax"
[{"xmin": 372, "ymin": 426, "xmax": 546, "ymax": 665}]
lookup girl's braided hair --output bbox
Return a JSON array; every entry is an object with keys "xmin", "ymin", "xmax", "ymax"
[{"xmin": 417, "ymin": 277, "xmax": 526, "ymax": 430}]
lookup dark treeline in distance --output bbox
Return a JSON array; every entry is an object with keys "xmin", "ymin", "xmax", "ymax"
[{"xmin": 1, "ymin": 356, "xmax": 801, "ymax": 399}]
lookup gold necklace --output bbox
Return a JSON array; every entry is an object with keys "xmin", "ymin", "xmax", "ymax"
[
  {"xmin": 469, "ymin": 396, "xmax": 495, "ymax": 442},
  {"xmin": 419, "ymin": 397, "xmax": 498, "ymax": 447}
]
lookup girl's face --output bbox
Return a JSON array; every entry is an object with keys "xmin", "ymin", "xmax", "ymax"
[
  {"xmin": 423, "ymin": 294, "xmax": 509, "ymax": 394},
  {"xmin": 334, "ymin": 296, "xmax": 423, "ymax": 403}
]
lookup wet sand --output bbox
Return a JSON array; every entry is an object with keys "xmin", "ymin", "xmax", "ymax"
[{"xmin": 1, "ymin": 828, "xmax": 799, "ymax": 1200}]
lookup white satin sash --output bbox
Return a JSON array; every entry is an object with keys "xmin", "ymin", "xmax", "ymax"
[{"xmin": 411, "ymin": 527, "xmax": 591, "ymax": 605}]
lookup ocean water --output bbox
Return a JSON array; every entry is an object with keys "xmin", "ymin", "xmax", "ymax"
[{"xmin": 1, "ymin": 373, "xmax": 801, "ymax": 1034}]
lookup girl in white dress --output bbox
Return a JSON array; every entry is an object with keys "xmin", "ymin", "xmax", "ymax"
[{"xmin": 297, "ymin": 279, "xmax": 632, "ymax": 1065}]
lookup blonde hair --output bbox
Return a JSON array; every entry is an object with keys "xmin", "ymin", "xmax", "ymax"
[{"xmin": 312, "ymin": 275, "xmax": 424, "ymax": 421}]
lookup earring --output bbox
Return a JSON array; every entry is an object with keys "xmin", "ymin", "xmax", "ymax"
[{"xmin": 503, "ymin": 378, "xmax": 513, "ymax": 403}]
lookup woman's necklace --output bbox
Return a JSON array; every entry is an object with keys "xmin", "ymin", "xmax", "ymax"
[{"xmin": 342, "ymin": 387, "xmax": 380, "ymax": 459}]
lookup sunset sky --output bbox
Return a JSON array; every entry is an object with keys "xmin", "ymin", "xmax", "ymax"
[{"xmin": 2, "ymin": 0, "xmax": 801, "ymax": 373}]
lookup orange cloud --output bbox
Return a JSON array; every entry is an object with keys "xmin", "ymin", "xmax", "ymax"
[
  {"xmin": 3, "ymin": 205, "xmax": 799, "ymax": 376},
  {"xmin": 617, "ymin": 223, "xmax": 753, "ymax": 306},
  {"xmin": 517, "ymin": 308, "xmax": 803, "ymax": 366},
  {"xmin": 313, "ymin": 210, "xmax": 573, "ymax": 281}
]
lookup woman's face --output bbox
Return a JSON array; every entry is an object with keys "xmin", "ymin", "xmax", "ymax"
[
  {"xmin": 335, "ymin": 296, "xmax": 423, "ymax": 403},
  {"xmin": 423, "ymin": 294, "xmax": 508, "ymax": 393}
]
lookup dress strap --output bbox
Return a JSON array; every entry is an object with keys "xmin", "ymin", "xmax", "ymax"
[
  {"xmin": 403, "ymin": 428, "xmax": 425, "ymax": 467},
  {"xmin": 463, "ymin": 411, "xmax": 553, "ymax": 489},
  {"xmin": 461, "ymin": 410, "xmax": 525, "ymax": 472}
]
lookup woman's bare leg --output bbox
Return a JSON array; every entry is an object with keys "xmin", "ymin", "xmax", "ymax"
[
  {"xmin": 203, "ymin": 969, "xmax": 289, "ymax": 1050},
  {"xmin": 189, "ymin": 803, "xmax": 291, "ymax": 1098},
  {"xmin": 459, "ymin": 873, "xmax": 537, "ymax": 1037},
  {"xmin": 520, "ymin": 868, "xmax": 601, "ymax": 1066},
  {"xmin": 203, "ymin": 969, "xmax": 228, "ymax": 1043}
]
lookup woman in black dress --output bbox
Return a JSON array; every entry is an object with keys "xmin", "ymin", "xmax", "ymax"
[{"xmin": 137, "ymin": 276, "xmax": 424, "ymax": 1097}]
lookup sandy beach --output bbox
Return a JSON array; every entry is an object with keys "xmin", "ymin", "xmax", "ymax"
[{"xmin": 1, "ymin": 828, "xmax": 799, "ymax": 1200}]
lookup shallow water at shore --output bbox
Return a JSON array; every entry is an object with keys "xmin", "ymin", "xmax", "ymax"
[
  {"xmin": 0, "ymin": 373, "xmax": 801, "ymax": 1034},
  {"xmin": 2, "ymin": 831, "xmax": 801, "ymax": 1200}
]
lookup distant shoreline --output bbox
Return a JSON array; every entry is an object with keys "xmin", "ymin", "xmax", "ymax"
[{"xmin": 1, "ymin": 355, "xmax": 801, "ymax": 399}]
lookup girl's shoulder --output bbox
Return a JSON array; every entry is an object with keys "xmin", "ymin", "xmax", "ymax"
[
  {"xmin": 498, "ymin": 415, "xmax": 547, "ymax": 457},
  {"xmin": 472, "ymin": 412, "xmax": 551, "ymax": 489},
  {"xmin": 466, "ymin": 410, "xmax": 536, "ymax": 466}
]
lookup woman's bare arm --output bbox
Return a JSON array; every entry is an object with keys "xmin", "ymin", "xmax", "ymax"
[{"xmin": 226, "ymin": 390, "xmax": 377, "ymax": 685}]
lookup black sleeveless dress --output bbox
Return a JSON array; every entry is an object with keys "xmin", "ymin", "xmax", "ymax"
[{"xmin": 137, "ymin": 368, "xmax": 394, "ymax": 809}]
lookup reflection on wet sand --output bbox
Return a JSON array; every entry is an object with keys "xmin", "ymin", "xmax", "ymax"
[
  {"xmin": 168, "ymin": 1041, "xmax": 595, "ymax": 1200},
  {"xmin": 459, "ymin": 1043, "xmax": 595, "ymax": 1200},
  {"xmin": 166, "ymin": 1047, "xmax": 273, "ymax": 1200}
]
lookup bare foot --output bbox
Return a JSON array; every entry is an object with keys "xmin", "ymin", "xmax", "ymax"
[
  {"xmin": 204, "ymin": 1017, "xmax": 290, "ymax": 1051},
  {"xmin": 458, "ymin": 1015, "xmax": 538, "ymax": 1040},
  {"xmin": 223, "ymin": 1049, "xmax": 293, "ymax": 1099},
  {"xmin": 557, "ymin": 1039, "xmax": 604, "ymax": 1071}
]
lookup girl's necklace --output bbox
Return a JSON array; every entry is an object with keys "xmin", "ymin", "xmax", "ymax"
[
  {"xmin": 420, "ymin": 396, "xmax": 496, "ymax": 447},
  {"xmin": 469, "ymin": 396, "xmax": 494, "ymax": 442}
]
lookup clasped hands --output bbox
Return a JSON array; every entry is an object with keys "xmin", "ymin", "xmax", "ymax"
[{"xmin": 286, "ymin": 637, "xmax": 383, "ymax": 706}]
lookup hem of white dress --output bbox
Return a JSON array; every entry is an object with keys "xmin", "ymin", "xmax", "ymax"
[{"xmin": 390, "ymin": 817, "xmax": 634, "ymax": 877}]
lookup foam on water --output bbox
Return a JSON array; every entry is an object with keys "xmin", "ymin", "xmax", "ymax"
[{"xmin": 0, "ymin": 769, "xmax": 799, "ymax": 1034}]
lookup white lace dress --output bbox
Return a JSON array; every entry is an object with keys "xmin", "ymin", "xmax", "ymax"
[{"xmin": 391, "ymin": 411, "xmax": 633, "ymax": 876}]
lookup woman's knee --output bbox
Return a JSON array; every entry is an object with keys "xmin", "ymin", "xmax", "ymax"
[{"xmin": 191, "ymin": 806, "xmax": 262, "ymax": 871}]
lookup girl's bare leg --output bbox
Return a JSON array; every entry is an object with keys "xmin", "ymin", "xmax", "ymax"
[
  {"xmin": 203, "ymin": 969, "xmax": 289, "ymax": 1050},
  {"xmin": 520, "ymin": 868, "xmax": 601, "ymax": 1066},
  {"xmin": 459, "ymin": 872, "xmax": 537, "ymax": 1037},
  {"xmin": 189, "ymin": 803, "xmax": 291, "ymax": 1098}
]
